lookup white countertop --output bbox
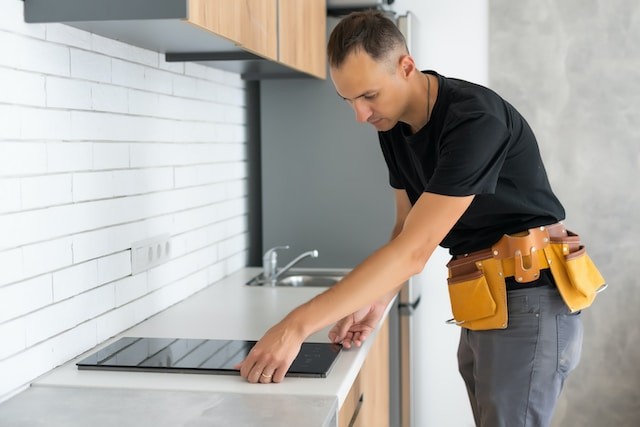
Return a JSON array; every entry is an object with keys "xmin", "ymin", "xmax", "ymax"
[
  {"xmin": 34, "ymin": 267, "xmax": 390, "ymax": 409},
  {"xmin": 0, "ymin": 386, "xmax": 338, "ymax": 427}
]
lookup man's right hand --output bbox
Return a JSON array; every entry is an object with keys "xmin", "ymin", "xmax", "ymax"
[{"xmin": 328, "ymin": 301, "xmax": 387, "ymax": 349}]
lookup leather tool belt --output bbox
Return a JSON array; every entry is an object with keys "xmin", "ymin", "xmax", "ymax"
[{"xmin": 445, "ymin": 223, "xmax": 606, "ymax": 331}]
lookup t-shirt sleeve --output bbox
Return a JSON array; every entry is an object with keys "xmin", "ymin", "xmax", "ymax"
[{"xmin": 426, "ymin": 111, "xmax": 511, "ymax": 197}]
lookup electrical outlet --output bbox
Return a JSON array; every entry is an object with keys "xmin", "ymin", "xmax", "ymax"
[{"xmin": 130, "ymin": 234, "xmax": 171, "ymax": 275}]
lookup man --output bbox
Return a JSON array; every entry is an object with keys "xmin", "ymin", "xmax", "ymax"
[{"xmin": 238, "ymin": 10, "xmax": 592, "ymax": 427}]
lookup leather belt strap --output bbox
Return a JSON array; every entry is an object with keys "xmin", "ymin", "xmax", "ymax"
[{"xmin": 457, "ymin": 223, "xmax": 568, "ymax": 283}]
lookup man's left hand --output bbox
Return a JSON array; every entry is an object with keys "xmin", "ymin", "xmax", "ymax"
[{"xmin": 328, "ymin": 302, "xmax": 386, "ymax": 349}]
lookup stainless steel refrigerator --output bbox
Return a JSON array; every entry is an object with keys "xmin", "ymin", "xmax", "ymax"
[{"xmin": 259, "ymin": 13, "xmax": 420, "ymax": 427}]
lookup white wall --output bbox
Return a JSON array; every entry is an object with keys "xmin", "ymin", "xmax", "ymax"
[
  {"xmin": 392, "ymin": 0, "xmax": 489, "ymax": 85},
  {"xmin": 390, "ymin": 1, "xmax": 488, "ymax": 426},
  {"xmin": 0, "ymin": 0, "xmax": 248, "ymax": 401}
]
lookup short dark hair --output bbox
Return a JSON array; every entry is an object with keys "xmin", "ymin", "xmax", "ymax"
[{"xmin": 327, "ymin": 10, "xmax": 408, "ymax": 69}]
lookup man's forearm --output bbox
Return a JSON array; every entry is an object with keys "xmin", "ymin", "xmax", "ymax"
[
  {"xmin": 365, "ymin": 221, "xmax": 406, "ymax": 308},
  {"xmin": 377, "ymin": 223, "xmax": 406, "ymax": 306},
  {"xmin": 378, "ymin": 283, "xmax": 402, "ymax": 307}
]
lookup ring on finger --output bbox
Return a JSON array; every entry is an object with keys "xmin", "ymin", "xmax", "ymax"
[{"xmin": 260, "ymin": 372, "xmax": 273, "ymax": 379}]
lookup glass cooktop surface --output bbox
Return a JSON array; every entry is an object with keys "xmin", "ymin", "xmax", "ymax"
[{"xmin": 77, "ymin": 337, "xmax": 341, "ymax": 378}]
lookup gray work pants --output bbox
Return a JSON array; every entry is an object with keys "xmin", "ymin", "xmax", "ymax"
[{"xmin": 457, "ymin": 284, "xmax": 583, "ymax": 427}]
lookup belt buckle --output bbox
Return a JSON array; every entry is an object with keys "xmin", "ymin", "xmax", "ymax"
[
  {"xmin": 513, "ymin": 248, "xmax": 540, "ymax": 282},
  {"xmin": 492, "ymin": 226, "xmax": 551, "ymax": 283}
]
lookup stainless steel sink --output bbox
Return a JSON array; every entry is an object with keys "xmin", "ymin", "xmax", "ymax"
[{"xmin": 246, "ymin": 268, "xmax": 349, "ymax": 287}]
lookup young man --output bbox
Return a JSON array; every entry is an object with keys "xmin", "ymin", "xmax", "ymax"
[{"xmin": 238, "ymin": 11, "xmax": 597, "ymax": 427}]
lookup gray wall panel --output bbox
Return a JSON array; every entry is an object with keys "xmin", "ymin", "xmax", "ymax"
[
  {"xmin": 260, "ymin": 19, "xmax": 394, "ymax": 268},
  {"xmin": 490, "ymin": 1, "xmax": 640, "ymax": 425}
]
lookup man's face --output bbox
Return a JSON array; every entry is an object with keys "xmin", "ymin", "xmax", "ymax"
[{"xmin": 330, "ymin": 49, "xmax": 406, "ymax": 132}]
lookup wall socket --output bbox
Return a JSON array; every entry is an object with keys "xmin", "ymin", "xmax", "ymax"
[{"xmin": 130, "ymin": 234, "xmax": 171, "ymax": 275}]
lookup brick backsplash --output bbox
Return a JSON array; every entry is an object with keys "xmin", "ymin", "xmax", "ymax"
[{"xmin": 0, "ymin": 0, "xmax": 248, "ymax": 401}]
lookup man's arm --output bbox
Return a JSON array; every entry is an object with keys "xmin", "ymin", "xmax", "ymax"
[
  {"xmin": 327, "ymin": 189, "xmax": 413, "ymax": 348},
  {"xmin": 391, "ymin": 189, "xmax": 413, "ymax": 239},
  {"xmin": 238, "ymin": 191, "xmax": 474, "ymax": 383},
  {"xmin": 378, "ymin": 189, "xmax": 414, "ymax": 305},
  {"xmin": 344, "ymin": 189, "xmax": 414, "ymax": 314}
]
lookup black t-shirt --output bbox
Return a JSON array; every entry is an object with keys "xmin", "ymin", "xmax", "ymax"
[{"xmin": 379, "ymin": 71, "xmax": 565, "ymax": 255}]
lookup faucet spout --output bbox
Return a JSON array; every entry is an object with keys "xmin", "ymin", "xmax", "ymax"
[{"xmin": 273, "ymin": 250, "xmax": 319, "ymax": 281}]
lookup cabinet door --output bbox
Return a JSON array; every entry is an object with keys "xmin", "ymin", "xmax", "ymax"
[
  {"xmin": 188, "ymin": 0, "xmax": 278, "ymax": 61},
  {"xmin": 360, "ymin": 318, "xmax": 390, "ymax": 426},
  {"xmin": 337, "ymin": 318, "xmax": 390, "ymax": 426},
  {"xmin": 338, "ymin": 372, "xmax": 364, "ymax": 427},
  {"xmin": 278, "ymin": 0, "xmax": 327, "ymax": 79}
]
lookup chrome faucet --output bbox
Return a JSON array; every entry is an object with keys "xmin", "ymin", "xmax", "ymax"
[
  {"xmin": 262, "ymin": 245, "xmax": 289, "ymax": 280},
  {"xmin": 262, "ymin": 246, "xmax": 319, "ymax": 285}
]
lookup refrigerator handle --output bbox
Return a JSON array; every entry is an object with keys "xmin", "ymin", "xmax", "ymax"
[{"xmin": 398, "ymin": 295, "xmax": 421, "ymax": 316}]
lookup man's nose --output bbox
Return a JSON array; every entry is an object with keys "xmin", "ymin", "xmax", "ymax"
[{"xmin": 352, "ymin": 100, "xmax": 372, "ymax": 123}]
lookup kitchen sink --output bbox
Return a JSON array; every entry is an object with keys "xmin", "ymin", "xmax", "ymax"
[{"xmin": 246, "ymin": 268, "xmax": 349, "ymax": 287}]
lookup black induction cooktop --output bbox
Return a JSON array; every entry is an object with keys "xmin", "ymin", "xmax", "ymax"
[{"xmin": 76, "ymin": 337, "xmax": 341, "ymax": 378}]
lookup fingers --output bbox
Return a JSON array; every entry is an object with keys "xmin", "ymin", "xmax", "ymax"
[
  {"xmin": 237, "ymin": 351, "xmax": 271, "ymax": 384},
  {"xmin": 235, "ymin": 320, "xmax": 304, "ymax": 384},
  {"xmin": 328, "ymin": 317, "xmax": 354, "ymax": 344},
  {"xmin": 259, "ymin": 372, "xmax": 273, "ymax": 383},
  {"xmin": 352, "ymin": 329, "xmax": 370, "ymax": 347},
  {"xmin": 236, "ymin": 358, "xmax": 279, "ymax": 384},
  {"xmin": 329, "ymin": 317, "xmax": 373, "ymax": 349},
  {"xmin": 272, "ymin": 368, "xmax": 286, "ymax": 383},
  {"xmin": 337, "ymin": 331, "xmax": 366, "ymax": 349},
  {"xmin": 258, "ymin": 366, "xmax": 277, "ymax": 384},
  {"xmin": 340, "ymin": 331, "xmax": 354, "ymax": 349},
  {"xmin": 328, "ymin": 327, "xmax": 343, "ymax": 345},
  {"xmin": 344, "ymin": 331, "xmax": 365, "ymax": 349},
  {"xmin": 236, "ymin": 341, "xmax": 299, "ymax": 384}
]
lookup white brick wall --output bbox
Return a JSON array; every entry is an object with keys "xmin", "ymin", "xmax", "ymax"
[{"xmin": 0, "ymin": 0, "xmax": 249, "ymax": 401}]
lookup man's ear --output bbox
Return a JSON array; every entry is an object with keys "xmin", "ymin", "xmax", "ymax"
[{"xmin": 398, "ymin": 55, "xmax": 416, "ymax": 79}]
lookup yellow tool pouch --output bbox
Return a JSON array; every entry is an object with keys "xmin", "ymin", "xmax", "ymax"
[
  {"xmin": 446, "ymin": 253, "xmax": 508, "ymax": 330},
  {"xmin": 543, "ymin": 231, "xmax": 607, "ymax": 312}
]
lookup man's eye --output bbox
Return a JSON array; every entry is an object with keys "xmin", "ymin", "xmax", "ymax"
[{"xmin": 364, "ymin": 94, "xmax": 377, "ymax": 100}]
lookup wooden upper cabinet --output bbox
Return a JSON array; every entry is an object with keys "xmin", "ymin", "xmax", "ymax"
[
  {"xmin": 278, "ymin": 0, "xmax": 327, "ymax": 79},
  {"xmin": 187, "ymin": 0, "xmax": 326, "ymax": 78},
  {"xmin": 187, "ymin": 0, "xmax": 278, "ymax": 61}
]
